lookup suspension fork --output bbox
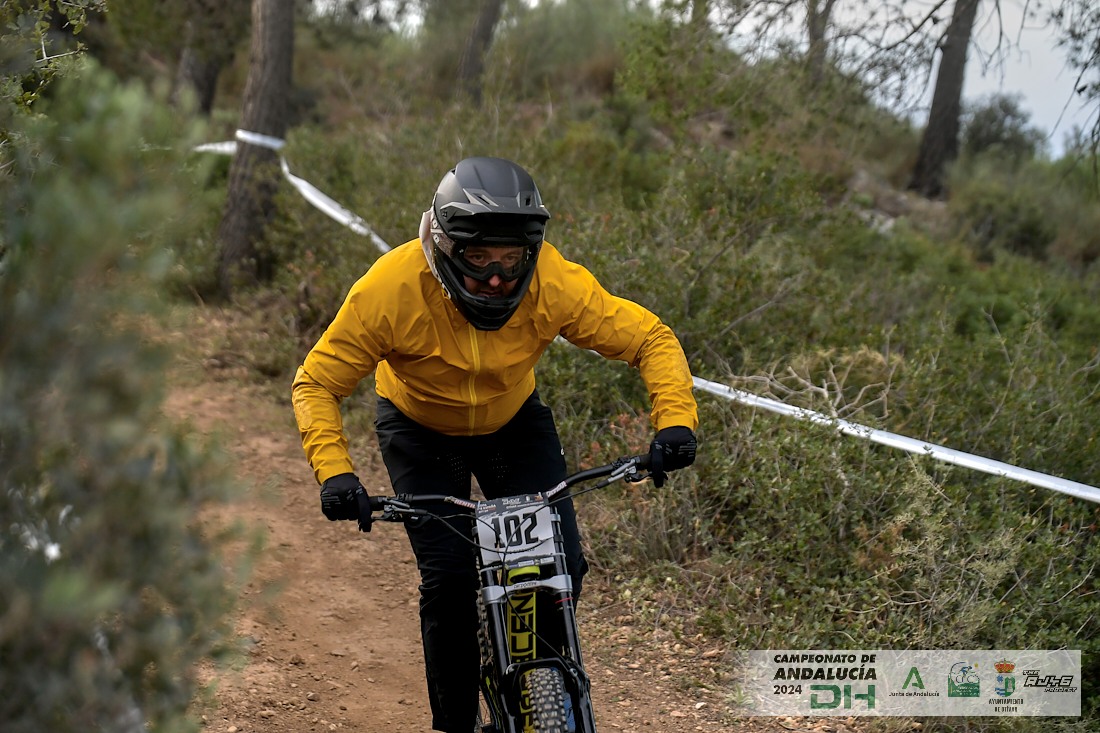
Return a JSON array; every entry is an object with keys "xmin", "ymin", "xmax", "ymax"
[{"xmin": 481, "ymin": 563, "xmax": 541, "ymax": 732}]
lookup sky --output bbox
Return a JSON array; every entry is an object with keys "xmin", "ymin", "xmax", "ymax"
[{"xmin": 963, "ymin": 1, "xmax": 1095, "ymax": 157}]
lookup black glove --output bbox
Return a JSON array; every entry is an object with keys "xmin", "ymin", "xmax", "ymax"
[
  {"xmin": 320, "ymin": 473, "xmax": 372, "ymax": 532},
  {"xmin": 648, "ymin": 426, "xmax": 697, "ymax": 488}
]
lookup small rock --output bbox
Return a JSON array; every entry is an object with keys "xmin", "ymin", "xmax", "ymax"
[{"xmin": 306, "ymin": 691, "xmax": 319, "ymax": 701}]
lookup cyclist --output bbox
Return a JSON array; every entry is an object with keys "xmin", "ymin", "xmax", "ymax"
[{"xmin": 291, "ymin": 156, "xmax": 698, "ymax": 733}]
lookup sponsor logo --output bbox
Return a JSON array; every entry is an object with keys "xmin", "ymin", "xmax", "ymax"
[
  {"xmin": 1022, "ymin": 669, "xmax": 1078, "ymax": 693},
  {"xmin": 903, "ymin": 666, "xmax": 925, "ymax": 690},
  {"xmin": 948, "ymin": 662, "xmax": 980, "ymax": 698},
  {"xmin": 994, "ymin": 659, "xmax": 1016, "ymax": 697}
]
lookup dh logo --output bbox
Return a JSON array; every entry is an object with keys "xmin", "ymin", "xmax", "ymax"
[{"xmin": 809, "ymin": 684, "xmax": 875, "ymax": 710}]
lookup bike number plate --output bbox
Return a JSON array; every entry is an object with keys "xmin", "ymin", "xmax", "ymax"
[{"xmin": 475, "ymin": 493, "xmax": 555, "ymax": 566}]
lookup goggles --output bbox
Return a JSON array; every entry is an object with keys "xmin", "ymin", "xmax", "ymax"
[
  {"xmin": 431, "ymin": 214, "xmax": 535, "ymax": 282},
  {"xmin": 450, "ymin": 245, "xmax": 534, "ymax": 282}
]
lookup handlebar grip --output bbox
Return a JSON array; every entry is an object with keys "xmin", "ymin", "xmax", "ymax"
[{"xmin": 368, "ymin": 496, "xmax": 387, "ymax": 512}]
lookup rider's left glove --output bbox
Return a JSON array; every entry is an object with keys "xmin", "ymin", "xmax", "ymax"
[
  {"xmin": 320, "ymin": 472, "xmax": 373, "ymax": 532},
  {"xmin": 648, "ymin": 426, "xmax": 697, "ymax": 488}
]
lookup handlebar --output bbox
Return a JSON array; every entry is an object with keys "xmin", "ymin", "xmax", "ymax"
[{"xmin": 367, "ymin": 453, "xmax": 652, "ymax": 522}]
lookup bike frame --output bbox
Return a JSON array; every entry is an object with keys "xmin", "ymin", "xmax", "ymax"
[{"xmin": 369, "ymin": 454, "xmax": 650, "ymax": 733}]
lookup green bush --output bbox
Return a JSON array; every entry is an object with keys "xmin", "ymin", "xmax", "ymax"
[
  {"xmin": 0, "ymin": 63, "xmax": 238, "ymax": 733},
  {"xmin": 962, "ymin": 93, "xmax": 1047, "ymax": 162},
  {"xmin": 947, "ymin": 152, "xmax": 1100, "ymax": 268},
  {"xmin": 948, "ymin": 169, "xmax": 1058, "ymax": 262}
]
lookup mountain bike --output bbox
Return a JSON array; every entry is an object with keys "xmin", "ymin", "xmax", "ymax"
[{"xmin": 367, "ymin": 453, "xmax": 656, "ymax": 733}]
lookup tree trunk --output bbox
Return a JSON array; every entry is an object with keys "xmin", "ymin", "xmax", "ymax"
[
  {"xmin": 216, "ymin": 0, "xmax": 293, "ymax": 298},
  {"xmin": 457, "ymin": 0, "xmax": 504, "ymax": 104},
  {"xmin": 172, "ymin": 33, "xmax": 222, "ymax": 115},
  {"xmin": 908, "ymin": 0, "xmax": 981, "ymax": 198},
  {"xmin": 806, "ymin": 0, "xmax": 837, "ymax": 88},
  {"xmin": 170, "ymin": 1, "xmax": 250, "ymax": 116}
]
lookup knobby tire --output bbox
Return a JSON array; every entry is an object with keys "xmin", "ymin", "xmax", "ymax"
[{"xmin": 527, "ymin": 666, "xmax": 571, "ymax": 733}]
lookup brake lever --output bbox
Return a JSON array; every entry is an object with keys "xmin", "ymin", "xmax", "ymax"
[
  {"xmin": 612, "ymin": 457, "xmax": 650, "ymax": 485},
  {"xmin": 609, "ymin": 454, "xmax": 651, "ymax": 484},
  {"xmin": 379, "ymin": 499, "xmax": 416, "ymax": 522}
]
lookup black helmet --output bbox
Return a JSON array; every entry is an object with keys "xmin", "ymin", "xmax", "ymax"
[{"xmin": 430, "ymin": 157, "xmax": 550, "ymax": 330}]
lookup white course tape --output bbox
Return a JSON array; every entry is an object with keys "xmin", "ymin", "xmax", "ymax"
[
  {"xmin": 279, "ymin": 158, "xmax": 391, "ymax": 253},
  {"xmin": 198, "ymin": 130, "xmax": 391, "ymax": 253},
  {"xmin": 193, "ymin": 140, "xmax": 238, "ymax": 155},
  {"xmin": 692, "ymin": 376, "xmax": 1100, "ymax": 505},
  {"xmin": 235, "ymin": 128, "xmax": 286, "ymax": 151}
]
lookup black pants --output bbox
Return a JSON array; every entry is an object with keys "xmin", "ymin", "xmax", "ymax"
[{"xmin": 375, "ymin": 391, "xmax": 589, "ymax": 733}]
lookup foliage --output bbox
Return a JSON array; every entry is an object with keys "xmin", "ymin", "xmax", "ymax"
[
  {"xmin": 962, "ymin": 93, "xmax": 1047, "ymax": 162},
  {"xmin": 948, "ymin": 153, "xmax": 1100, "ymax": 265},
  {"xmin": 948, "ymin": 163, "xmax": 1059, "ymax": 262},
  {"xmin": 0, "ymin": 62, "xmax": 238, "ymax": 733},
  {"xmin": 485, "ymin": 0, "xmax": 636, "ymax": 102},
  {"xmin": 98, "ymin": 0, "xmax": 250, "ymax": 89},
  {"xmin": 0, "ymin": 0, "xmax": 106, "ymax": 115}
]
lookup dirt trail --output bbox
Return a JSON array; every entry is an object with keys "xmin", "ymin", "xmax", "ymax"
[{"xmin": 167, "ymin": 311, "xmax": 845, "ymax": 733}]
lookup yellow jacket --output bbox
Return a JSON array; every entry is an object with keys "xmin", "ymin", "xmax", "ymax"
[{"xmin": 292, "ymin": 239, "xmax": 698, "ymax": 484}]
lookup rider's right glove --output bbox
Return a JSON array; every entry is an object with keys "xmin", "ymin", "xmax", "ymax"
[
  {"xmin": 648, "ymin": 426, "xmax": 698, "ymax": 488},
  {"xmin": 320, "ymin": 472, "xmax": 373, "ymax": 532}
]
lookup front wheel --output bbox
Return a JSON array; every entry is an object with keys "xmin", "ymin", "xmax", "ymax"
[{"xmin": 527, "ymin": 666, "xmax": 575, "ymax": 733}]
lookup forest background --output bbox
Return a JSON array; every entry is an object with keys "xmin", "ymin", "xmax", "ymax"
[{"xmin": 2, "ymin": 1, "xmax": 1100, "ymax": 732}]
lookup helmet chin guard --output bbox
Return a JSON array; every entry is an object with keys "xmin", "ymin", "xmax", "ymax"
[{"xmin": 429, "ymin": 157, "xmax": 550, "ymax": 330}]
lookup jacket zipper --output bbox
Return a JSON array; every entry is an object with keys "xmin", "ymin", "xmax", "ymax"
[{"xmin": 465, "ymin": 324, "xmax": 481, "ymax": 433}]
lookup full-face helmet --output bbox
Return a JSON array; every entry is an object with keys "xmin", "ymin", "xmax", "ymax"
[{"xmin": 429, "ymin": 157, "xmax": 550, "ymax": 330}]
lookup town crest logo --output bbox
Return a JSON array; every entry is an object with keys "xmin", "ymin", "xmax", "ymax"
[{"xmin": 994, "ymin": 659, "xmax": 1016, "ymax": 697}]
